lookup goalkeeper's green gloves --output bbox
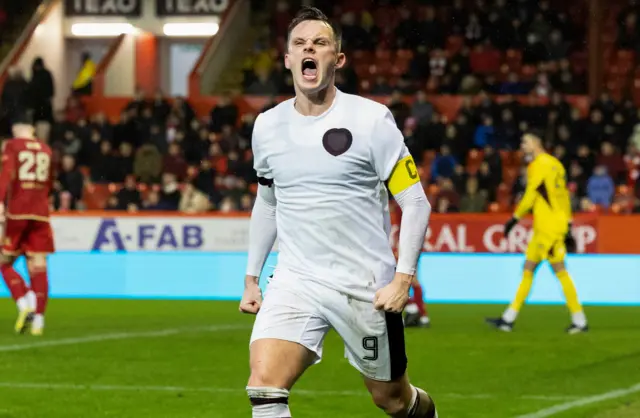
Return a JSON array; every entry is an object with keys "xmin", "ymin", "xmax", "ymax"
[{"xmin": 565, "ymin": 223, "xmax": 577, "ymax": 253}]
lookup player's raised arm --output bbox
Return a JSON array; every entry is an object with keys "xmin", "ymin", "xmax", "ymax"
[
  {"xmin": 371, "ymin": 110, "xmax": 431, "ymax": 312},
  {"xmin": 241, "ymin": 114, "xmax": 276, "ymax": 314}
]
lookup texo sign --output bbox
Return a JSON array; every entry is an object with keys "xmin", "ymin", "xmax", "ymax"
[
  {"xmin": 65, "ymin": 0, "xmax": 142, "ymax": 16},
  {"xmin": 156, "ymin": 0, "xmax": 229, "ymax": 16}
]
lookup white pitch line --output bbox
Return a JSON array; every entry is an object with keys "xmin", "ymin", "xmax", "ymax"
[
  {"xmin": 516, "ymin": 382, "xmax": 640, "ymax": 418},
  {"xmin": 0, "ymin": 381, "xmax": 580, "ymax": 401},
  {"xmin": 0, "ymin": 324, "xmax": 247, "ymax": 352}
]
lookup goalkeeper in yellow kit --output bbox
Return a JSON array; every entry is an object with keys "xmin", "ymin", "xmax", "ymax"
[{"xmin": 486, "ymin": 131, "xmax": 589, "ymax": 334}]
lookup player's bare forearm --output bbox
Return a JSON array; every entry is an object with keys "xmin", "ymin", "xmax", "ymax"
[
  {"xmin": 392, "ymin": 272, "xmax": 413, "ymax": 289},
  {"xmin": 244, "ymin": 275, "xmax": 259, "ymax": 287}
]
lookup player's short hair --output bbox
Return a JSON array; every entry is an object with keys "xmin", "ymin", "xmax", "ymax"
[
  {"xmin": 11, "ymin": 111, "xmax": 33, "ymax": 126},
  {"xmin": 523, "ymin": 128, "xmax": 544, "ymax": 143},
  {"xmin": 287, "ymin": 6, "xmax": 342, "ymax": 52}
]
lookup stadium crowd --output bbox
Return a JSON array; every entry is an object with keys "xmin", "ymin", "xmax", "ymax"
[
  {"xmin": 1, "ymin": 0, "xmax": 640, "ymax": 215},
  {"xmin": 243, "ymin": 0, "xmax": 587, "ymax": 97}
]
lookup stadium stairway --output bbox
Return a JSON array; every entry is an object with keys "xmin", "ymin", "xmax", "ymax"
[
  {"xmin": 0, "ymin": 0, "xmax": 45, "ymax": 63},
  {"xmin": 213, "ymin": 11, "xmax": 270, "ymax": 93}
]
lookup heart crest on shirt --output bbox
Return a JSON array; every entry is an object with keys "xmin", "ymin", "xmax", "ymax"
[{"xmin": 322, "ymin": 128, "xmax": 353, "ymax": 156}]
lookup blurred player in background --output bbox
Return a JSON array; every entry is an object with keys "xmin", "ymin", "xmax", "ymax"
[
  {"xmin": 404, "ymin": 277, "xmax": 430, "ymax": 328},
  {"xmin": 0, "ymin": 114, "xmax": 54, "ymax": 336},
  {"xmin": 486, "ymin": 131, "xmax": 588, "ymax": 334},
  {"xmin": 240, "ymin": 7, "xmax": 438, "ymax": 418}
]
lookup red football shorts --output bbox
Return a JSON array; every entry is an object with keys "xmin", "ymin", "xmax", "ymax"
[{"xmin": 2, "ymin": 219, "xmax": 55, "ymax": 255}]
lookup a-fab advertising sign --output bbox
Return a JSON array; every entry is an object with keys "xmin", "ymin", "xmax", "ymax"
[
  {"xmin": 51, "ymin": 216, "xmax": 259, "ymax": 252},
  {"xmin": 65, "ymin": 0, "xmax": 142, "ymax": 16},
  {"xmin": 49, "ymin": 214, "xmax": 604, "ymax": 254},
  {"xmin": 389, "ymin": 216, "xmax": 599, "ymax": 254}
]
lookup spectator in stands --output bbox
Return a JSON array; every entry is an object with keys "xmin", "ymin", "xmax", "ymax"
[
  {"xmin": 62, "ymin": 129, "xmax": 81, "ymax": 157},
  {"xmin": 159, "ymin": 173, "xmax": 181, "ymax": 210},
  {"xmin": 522, "ymin": 33, "xmax": 548, "ymax": 65},
  {"xmin": 209, "ymin": 93, "xmax": 238, "ymax": 133},
  {"xmin": 64, "ymin": 95, "xmax": 86, "ymax": 123},
  {"xmin": 434, "ymin": 178, "xmax": 460, "ymax": 213},
  {"xmin": 78, "ymin": 128, "xmax": 103, "ymax": 167},
  {"xmin": 569, "ymin": 161, "xmax": 588, "ymax": 198},
  {"xmin": 431, "ymin": 144, "xmax": 457, "ymax": 181},
  {"xmin": 464, "ymin": 12, "xmax": 485, "ymax": 46},
  {"xmin": 163, "ymin": 142, "xmax": 188, "ymax": 180},
  {"xmin": 460, "ymin": 176, "xmax": 487, "ymax": 212},
  {"xmin": 419, "ymin": 7, "xmax": 444, "ymax": 49},
  {"xmin": 28, "ymin": 57, "xmax": 54, "ymax": 139},
  {"xmin": 151, "ymin": 89, "xmax": 171, "ymax": 122},
  {"xmin": 193, "ymin": 159, "xmax": 218, "ymax": 205},
  {"xmin": 584, "ymin": 109, "xmax": 606, "ymax": 150},
  {"xmin": 495, "ymin": 108, "xmax": 520, "ymax": 149},
  {"xmin": 429, "ymin": 49, "xmax": 448, "ymax": 77},
  {"xmin": 618, "ymin": 11, "xmax": 640, "ymax": 50},
  {"xmin": 179, "ymin": 182, "xmax": 212, "ymax": 213},
  {"xmin": 57, "ymin": 154, "xmax": 84, "ymax": 207},
  {"xmin": 449, "ymin": 0, "xmax": 468, "ymax": 34},
  {"xmin": 411, "ymin": 91, "xmax": 434, "ymax": 126},
  {"xmin": 170, "ymin": 96, "xmax": 195, "ymax": 128},
  {"xmin": 500, "ymin": 72, "xmax": 530, "ymax": 95},
  {"xmin": 597, "ymin": 141, "xmax": 626, "ymax": 184},
  {"xmin": 587, "ymin": 166, "xmax": 615, "ymax": 208},
  {"xmin": 105, "ymin": 195, "xmax": 119, "ymax": 211},
  {"xmin": 340, "ymin": 11, "xmax": 369, "ymax": 50},
  {"xmin": 115, "ymin": 142, "xmax": 135, "ymax": 182},
  {"xmin": 91, "ymin": 140, "xmax": 119, "ymax": 183},
  {"xmin": 473, "ymin": 115, "xmax": 495, "ymax": 148},
  {"xmin": 477, "ymin": 161, "xmax": 499, "ymax": 201},
  {"xmin": 487, "ymin": 11, "xmax": 511, "ymax": 50},
  {"xmin": 142, "ymin": 190, "xmax": 166, "ymax": 211},
  {"xmin": 387, "ymin": 90, "xmax": 410, "ymax": 129},
  {"xmin": 114, "ymin": 109, "xmax": 140, "ymax": 149},
  {"xmin": 370, "ymin": 76, "xmax": 393, "ymax": 95},
  {"xmin": 127, "ymin": 88, "xmax": 147, "ymax": 115},
  {"xmin": 1, "ymin": 67, "xmax": 28, "ymax": 135},
  {"xmin": 134, "ymin": 143, "xmax": 162, "ymax": 183},
  {"xmin": 546, "ymin": 29, "xmax": 570, "ymax": 61},
  {"xmin": 91, "ymin": 112, "xmax": 113, "ymax": 141},
  {"xmin": 116, "ymin": 175, "xmax": 142, "ymax": 211},
  {"xmin": 72, "ymin": 51, "xmax": 96, "ymax": 96},
  {"xmin": 246, "ymin": 68, "xmax": 279, "ymax": 95}
]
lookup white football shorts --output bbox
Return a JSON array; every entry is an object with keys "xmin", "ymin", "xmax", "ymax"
[{"xmin": 249, "ymin": 268, "xmax": 407, "ymax": 382}]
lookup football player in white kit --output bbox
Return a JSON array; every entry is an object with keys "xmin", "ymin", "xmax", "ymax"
[{"xmin": 239, "ymin": 7, "xmax": 436, "ymax": 418}]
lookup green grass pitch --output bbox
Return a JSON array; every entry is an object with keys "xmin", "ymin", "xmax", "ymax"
[{"xmin": 0, "ymin": 299, "xmax": 639, "ymax": 417}]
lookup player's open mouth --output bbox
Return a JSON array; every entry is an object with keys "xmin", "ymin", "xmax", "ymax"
[{"xmin": 301, "ymin": 58, "xmax": 318, "ymax": 81}]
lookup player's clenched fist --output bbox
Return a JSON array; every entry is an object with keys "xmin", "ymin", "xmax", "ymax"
[
  {"xmin": 373, "ymin": 272, "xmax": 413, "ymax": 313},
  {"xmin": 239, "ymin": 275, "xmax": 262, "ymax": 314}
]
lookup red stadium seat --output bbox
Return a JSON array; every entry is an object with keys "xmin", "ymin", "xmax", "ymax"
[
  {"xmin": 466, "ymin": 149, "xmax": 484, "ymax": 170},
  {"xmin": 504, "ymin": 49, "xmax": 523, "ymax": 72},
  {"xmin": 422, "ymin": 150, "xmax": 437, "ymax": 164},
  {"xmin": 503, "ymin": 167, "xmax": 519, "ymax": 186},
  {"xmin": 353, "ymin": 50, "xmax": 373, "ymax": 63},
  {"xmin": 499, "ymin": 150, "xmax": 512, "ymax": 166},
  {"xmin": 375, "ymin": 49, "xmax": 392, "ymax": 61},
  {"xmin": 445, "ymin": 36, "xmax": 464, "ymax": 55},
  {"xmin": 396, "ymin": 49, "xmax": 414, "ymax": 60}
]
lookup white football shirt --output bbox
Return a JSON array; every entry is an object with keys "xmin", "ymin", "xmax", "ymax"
[{"xmin": 253, "ymin": 88, "xmax": 409, "ymax": 301}]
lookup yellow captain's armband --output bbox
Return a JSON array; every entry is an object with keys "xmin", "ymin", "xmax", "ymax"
[{"xmin": 387, "ymin": 155, "xmax": 420, "ymax": 195}]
